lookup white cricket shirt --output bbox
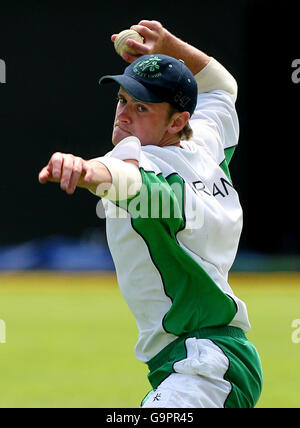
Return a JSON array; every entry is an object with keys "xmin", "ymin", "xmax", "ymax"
[{"xmin": 101, "ymin": 59, "xmax": 251, "ymax": 363}]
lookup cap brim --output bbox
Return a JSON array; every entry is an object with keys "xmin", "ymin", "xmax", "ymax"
[{"xmin": 99, "ymin": 74, "xmax": 164, "ymax": 104}]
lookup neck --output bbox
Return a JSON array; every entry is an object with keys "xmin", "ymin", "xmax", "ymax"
[{"xmin": 158, "ymin": 133, "xmax": 181, "ymax": 148}]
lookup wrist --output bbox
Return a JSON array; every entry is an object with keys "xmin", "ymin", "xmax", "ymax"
[
  {"xmin": 92, "ymin": 157, "xmax": 142, "ymax": 201},
  {"xmin": 80, "ymin": 160, "xmax": 112, "ymax": 193},
  {"xmin": 158, "ymin": 29, "xmax": 183, "ymax": 57}
]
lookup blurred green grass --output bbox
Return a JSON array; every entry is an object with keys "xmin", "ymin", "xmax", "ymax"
[
  {"xmin": 0, "ymin": 272, "xmax": 299, "ymax": 408},
  {"xmin": 233, "ymin": 273, "xmax": 300, "ymax": 408}
]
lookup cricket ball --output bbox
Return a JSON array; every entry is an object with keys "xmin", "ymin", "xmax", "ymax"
[{"xmin": 114, "ymin": 29, "xmax": 144, "ymax": 57}]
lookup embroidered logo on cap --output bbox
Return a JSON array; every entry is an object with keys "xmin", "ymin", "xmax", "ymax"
[{"xmin": 133, "ymin": 56, "xmax": 162, "ymax": 79}]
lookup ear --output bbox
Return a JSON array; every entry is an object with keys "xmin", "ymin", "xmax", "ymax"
[{"xmin": 167, "ymin": 111, "xmax": 190, "ymax": 135}]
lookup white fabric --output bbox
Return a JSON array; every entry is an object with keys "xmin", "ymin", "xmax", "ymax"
[
  {"xmin": 95, "ymin": 156, "xmax": 142, "ymax": 201},
  {"xmin": 105, "ymin": 136, "xmax": 141, "ymax": 162},
  {"xmin": 142, "ymin": 338, "xmax": 231, "ymax": 408},
  {"xmin": 189, "ymin": 90, "xmax": 240, "ymax": 165},
  {"xmin": 195, "ymin": 57, "xmax": 238, "ymax": 101},
  {"xmin": 93, "ymin": 136, "xmax": 142, "ymax": 201}
]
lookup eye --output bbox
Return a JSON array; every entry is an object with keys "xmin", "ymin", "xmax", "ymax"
[
  {"xmin": 117, "ymin": 95, "xmax": 126, "ymax": 104},
  {"xmin": 137, "ymin": 104, "xmax": 147, "ymax": 112}
]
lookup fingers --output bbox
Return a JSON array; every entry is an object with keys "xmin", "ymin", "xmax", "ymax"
[
  {"xmin": 38, "ymin": 166, "xmax": 51, "ymax": 184},
  {"xmin": 130, "ymin": 24, "xmax": 154, "ymax": 40},
  {"xmin": 137, "ymin": 20, "xmax": 163, "ymax": 32},
  {"xmin": 110, "ymin": 33, "xmax": 145, "ymax": 63},
  {"xmin": 50, "ymin": 152, "xmax": 64, "ymax": 180},
  {"xmin": 112, "ymin": 20, "xmax": 162, "ymax": 42},
  {"xmin": 112, "ymin": 21, "xmax": 164, "ymax": 62},
  {"xmin": 111, "ymin": 30, "xmax": 148, "ymax": 63},
  {"xmin": 139, "ymin": 19, "xmax": 162, "ymax": 31},
  {"xmin": 120, "ymin": 51, "xmax": 137, "ymax": 63},
  {"xmin": 38, "ymin": 152, "xmax": 63, "ymax": 184},
  {"xmin": 66, "ymin": 157, "xmax": 84, "ymax": 195},
  {"xmin": 38, "ymin": 153, "xmax": 87, "ymax": 195},
  {"xmin": 120, "ymin": 51, "xmax": 142, "ymax": 63},
  {"xmin": 59, "ymin": 154, "xmax": 76, "ymax": 192},
  {"xmin": 130, "ymin": 20, "xmax": 164, "ymax": 57},
  {"xmin": 126, "ymin": 38, "xmax": 149, "ymax": 54}
]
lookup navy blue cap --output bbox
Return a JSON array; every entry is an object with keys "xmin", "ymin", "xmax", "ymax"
[{"xmin": 99, "ymin": 54, "xmax": 198, "ymax": 117}]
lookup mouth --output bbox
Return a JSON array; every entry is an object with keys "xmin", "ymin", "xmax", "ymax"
[{"xmin": 114, "ymin": 123, "xmax": 131, "ymax": 133}]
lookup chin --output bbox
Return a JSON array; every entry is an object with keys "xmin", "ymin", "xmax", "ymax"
[
  {"xmin": 112, "ymin": 129, "xmax": 131, "ymax": 145},
  {"xmin": 112, "ymin": 133, "xmax": 122, "ymax": 146},
  {"xmin": 112, "ymin": 136, "xmax": 126, "ymax": 146}
]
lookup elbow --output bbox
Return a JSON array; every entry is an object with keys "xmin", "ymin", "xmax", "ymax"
[{"xmin": 195, "ymin": 58, "xmax": 238, "ymax": 102}]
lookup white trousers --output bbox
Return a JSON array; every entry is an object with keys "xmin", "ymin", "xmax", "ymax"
[{"xmin": 142, "ymin": 338, "xmax": 231, "ymax": 408}]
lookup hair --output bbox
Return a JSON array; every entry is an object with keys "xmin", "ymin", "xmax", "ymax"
[{"xmin": 167, "ymin": 105, "xmax": 193, "ymax": 141}]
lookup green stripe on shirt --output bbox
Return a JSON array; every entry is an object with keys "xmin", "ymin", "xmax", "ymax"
[{"xmin": 117, "ymin": 168, "xmax": 237, "ymax": 336}]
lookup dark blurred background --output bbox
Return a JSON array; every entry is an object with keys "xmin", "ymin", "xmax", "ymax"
[{"xmin": 0, "ymin": 0, "xmax": 299, "ymax": 270}]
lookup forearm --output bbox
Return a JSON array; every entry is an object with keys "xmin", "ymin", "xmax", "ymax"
[
  {"xmin": 77, "ymin": 157, "xmax": 141, "ymax": 201},
  {"xmin": 90, "ymin": 157, "xmax": 142, "ymax": 201},
  {"xmin": 39, "ymin": 136, "xmax": 142, "ymax": 198},
  {"xmin": 127, "ymin": 21, "xmax": 237, "ymax": 98},
  {"xmin": 160, "ymin": 30, "xmax": 237, "ymax": 99},
  {"xmin": 157, "ymin": 29, "xmax": 211, "ymax": 75},
  {"xmin": 127, "ymin": 21, "xmax": 211, "ymax": 75},
  {"xmin": 83, "ymin": 159, "xmax": 112, "ymax": 195}
]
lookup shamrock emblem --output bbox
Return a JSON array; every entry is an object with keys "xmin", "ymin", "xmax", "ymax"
[{"xmin": 136, "ymin": 56, "xmax": 162, "ymax": 72}]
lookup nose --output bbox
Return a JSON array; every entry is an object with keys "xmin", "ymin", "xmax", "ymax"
[{"xmin": 117, "ymin": 103, "xmax": 131, "ymax": 124}]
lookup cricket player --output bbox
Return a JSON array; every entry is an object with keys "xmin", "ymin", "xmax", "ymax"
[{"xmin": 39, "ymin": 20, "xmax": 263, "ymax": 408}]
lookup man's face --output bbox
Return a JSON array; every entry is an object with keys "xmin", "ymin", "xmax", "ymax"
[{"xmin": 112, "ymin": 87, "xmax": 173, "ymax": 147}]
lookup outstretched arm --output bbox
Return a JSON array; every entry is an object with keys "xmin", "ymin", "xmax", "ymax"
[
  {"xmin": 38, "ymin": 152, "xmax": 113, "ymax": 195},
  {"xmin": 38, "ymin": 152, "xmax": 139, "ymax": 198}
]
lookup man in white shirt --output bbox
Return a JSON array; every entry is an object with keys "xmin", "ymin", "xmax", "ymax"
[{"xmin": 39, "ymin": 20, "xmax": 262, "ymax": 408}]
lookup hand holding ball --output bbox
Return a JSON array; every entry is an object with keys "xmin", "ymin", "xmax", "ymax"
[{"xmin": 114, "ymin": 29, "xmax": 144, "ymax": 57}]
